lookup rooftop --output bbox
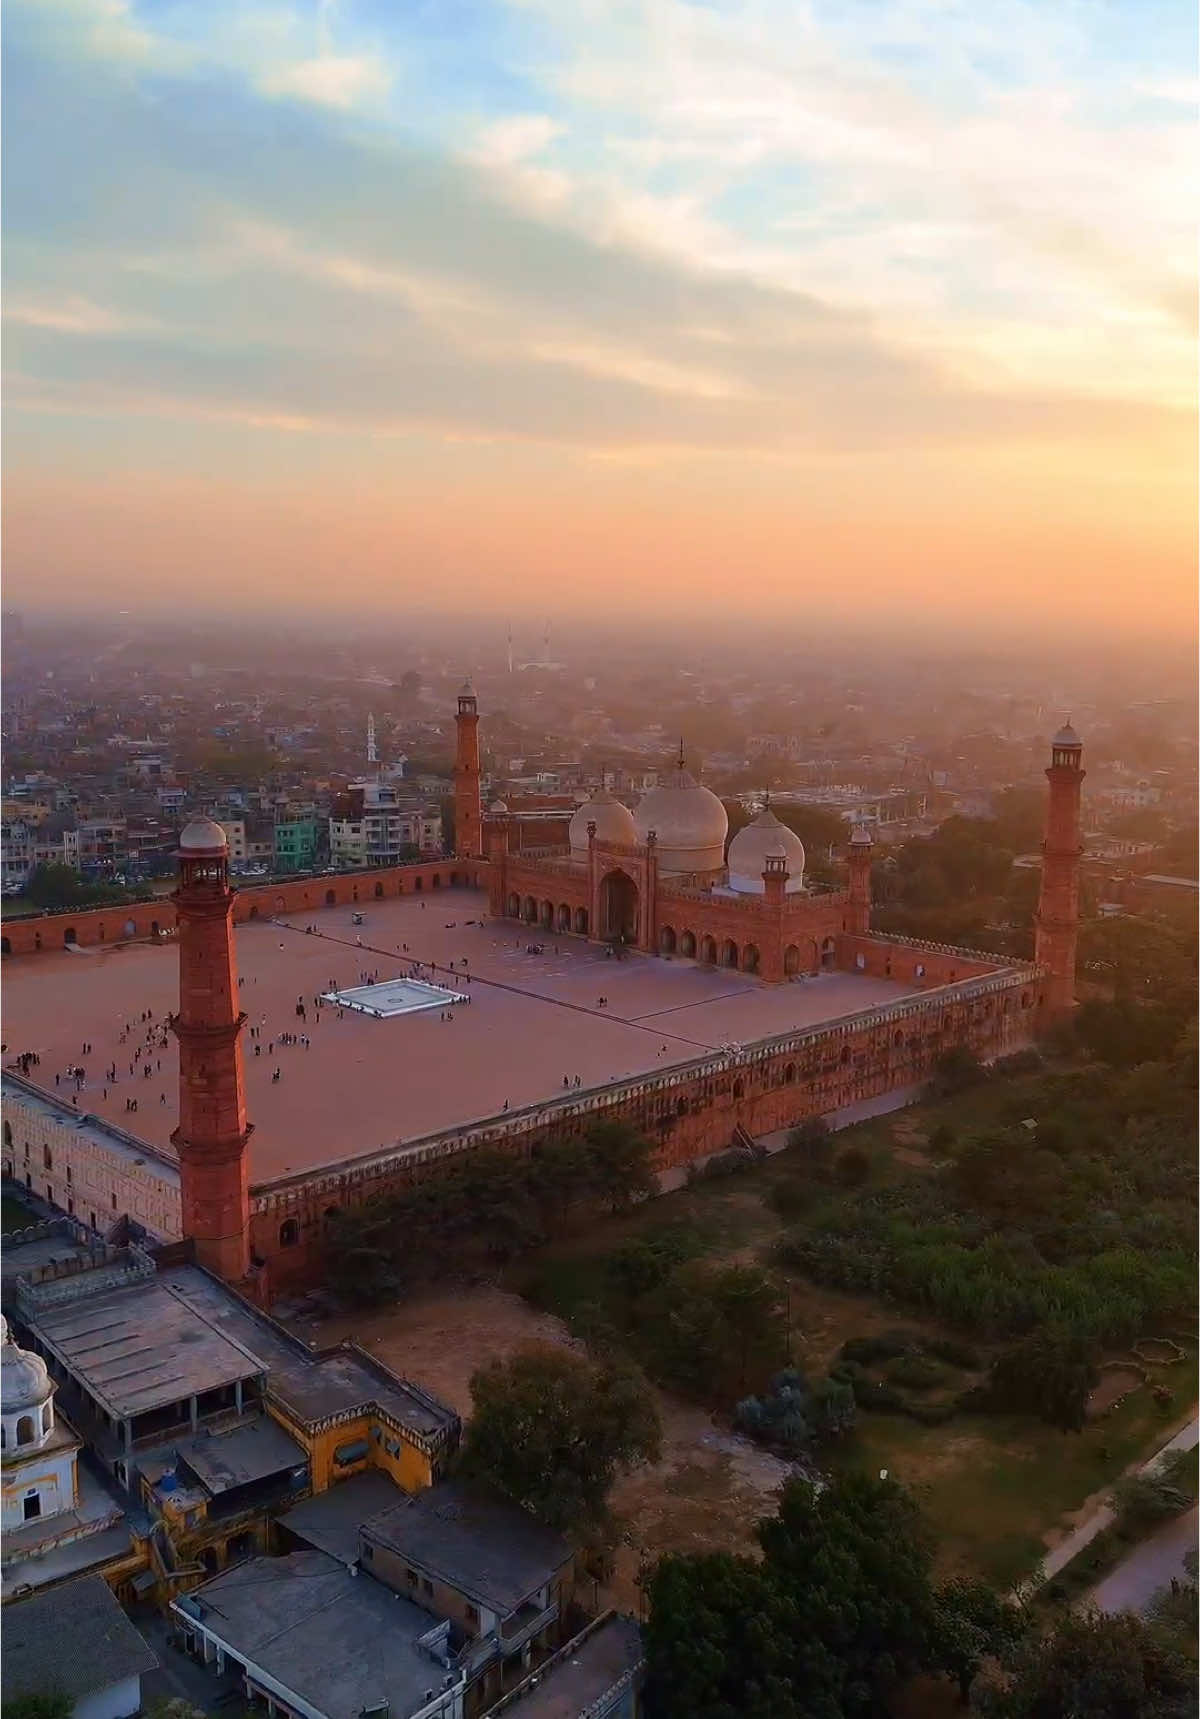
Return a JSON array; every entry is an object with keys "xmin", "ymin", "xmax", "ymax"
[
  {"xmin": 363, "ymin": 1481, "xmax": 572, "ymax": 1618},
  {"xmin": 499, "ymin": 1614, "xmax": 644, "ymax": 1719},
  {"xmin": 2, "ymin": 1574, "xmax": 158, "ymax": 1702},
  {"xmin": 175, "ymin": 1413, "xmax": 307, "ymax": 1494},
  {"xmin": 175, "ymin": 1551, "xmax": 462, "ymax": 1719},
  {"xmin": 3, "ymin": 889, "xmax": 940, "ymax": 1183},
  {"xmin": 281, "ymin": 1468, "xmax": 407, "ymax": 1567},
  {"xmin": 20, "ymin": 1261, "xmax": 459, "ymax": 1443}
]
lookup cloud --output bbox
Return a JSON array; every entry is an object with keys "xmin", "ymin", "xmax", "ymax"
[
  {"xmin": 473, "ymin": 113, "xmax": 565, "ymax": 165},
  {"xmin": 258, "ymin": 52, "xmax": 389, "ymax": 109}
]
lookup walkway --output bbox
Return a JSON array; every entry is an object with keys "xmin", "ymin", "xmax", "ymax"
[{"xmin": 1087, "ymin": 1505, "xmax": 1197, "ymax": 1614}]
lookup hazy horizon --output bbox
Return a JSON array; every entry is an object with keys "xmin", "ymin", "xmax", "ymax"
[{"xmin": 3, "ymin": 0, "xmax": 1196, "ymax": 641}]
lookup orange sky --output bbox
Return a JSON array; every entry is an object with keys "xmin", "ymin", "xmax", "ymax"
[{"xmin": 3, "ymin": 0, "xmax": 1196, "ymax": 640}]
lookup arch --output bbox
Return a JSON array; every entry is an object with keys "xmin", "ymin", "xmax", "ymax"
[
  {"xmin": 574, "ymin": 906, "xmax": 589, "ymax": 936},
  {"xmin": 16, "ymin": 1414, "xmax": 36, "ymax": 1446},
  {"xmin": 699, "ymin": 934, "xmax": 717, "ymax": 964},
  {"xmin": 276, "ymin": 896, "xmax": 286, "ymax": 912},
  {"xmin": 506, "ymin": 892, "xmax": 521, "ymax": 919},
  {"xmin": 840, "ymin": 1043, "xmax": 851, "ymax": 1064},
  {"xmin": 523, "ymin": 896, "xmax": 538, "ymax": 924},
  {"xmin": 450, "ymin": 871, "xmax": 460, "ymax": 887},
  {"xmin": 821, "ymin": 937, "xmax": 836, "ymax": 971},
  {"xmin": 414, "ymin": 876, "xmax": 423, "ymax": 892},
  {"xmin": 3, "ymin": 1121, "xmax": 11, "ymax": 1147},
  {"xmin": 432, "ymin": 874, "xmax": 441, "ymax": 889},
  {"xmin": 43, "ymin": 1145, "xmax": 52, "ymax": 1171},
  {"xmin": 679, "ymin": 930, "xmax": 696, "ymax": 959},
  {"xmin": 721, "ymin": 938, "xmax": 738, "ymax": 969},
  {"xmin": 249, "ymin": 904, "xmax": 260, "ymax": 920},
  {"xmin": 784, "ymin": 944, "xmax": 801, "ymax": 976},
  {"xmin": 34, "ymin": 933, "xmax": 42, "ymax": 951},
  {"xmin": 325, "ymin": 889, "xmax": 336, "ymax": 906},
  {"xmin": 0, "ymin": 937, "xmax": 10, "ymax": 956},
  {"xmin": 784, "ymin": 1062, "xmax": 796, "ymax": 1084},
  {"xmin": 732, "ymin": 1078, "xmax": 745, "ymax": 1099},
  {"xmin": 600, "ymin": 871, "xmax": 639, "ymax": 943},
  {"xmin": 893, "ymin": 1029, "xmax": 903, "ymax": 1046},
  {"xmin": 676, "ymin": 1097, "xmax": 688, "ymax": 1116},
  {"xmin": 374, "ymin": 883, "xmax": 384, "ymax": 899},
  {"xmin": 556, "ymin": 904, "xmax": 571, "ymax": 933},
  {"xmin": 63, "ymin": 927, "xmax": 77, "ymax": 947},
  {"xmin": 150, "ymin": 920, "xmax": 160, "ymax": 938},
  {"xmin": 742, "ymin": 944, "xmax": 759, "ymax": 974},
  {"xmin": 659, "ymin": 926, "xmax": 677, "ymax": 955},
  {"xmin": 98, "ymin": 925, "xmax": 105, "ymax": 941},
  {"xmin": 539, "ymin": 899, "xmax": 554, "ymax": 928},
  {"xmin": 279, "ymin": 1218, "xmax": 300, "ymax": 1248}
]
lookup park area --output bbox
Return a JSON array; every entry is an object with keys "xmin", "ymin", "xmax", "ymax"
[{"xmin": 298, "ymin": 1043, "xmax": 1197, "ymax": 1603}]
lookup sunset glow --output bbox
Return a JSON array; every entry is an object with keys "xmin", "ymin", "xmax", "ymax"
[{"xmin": 4, "ymin": 0, "xmax": 1196, "ymax": 637}]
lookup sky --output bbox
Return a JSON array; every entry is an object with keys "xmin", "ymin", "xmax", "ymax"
[{"xmin": 3, "ymin": 0, "xmax": 1196, "ymax": 641}]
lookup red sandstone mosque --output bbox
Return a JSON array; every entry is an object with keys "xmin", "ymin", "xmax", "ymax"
[{"xmin": 2, "ymin": 697, "xmax": 1084, "ymax": 1302}]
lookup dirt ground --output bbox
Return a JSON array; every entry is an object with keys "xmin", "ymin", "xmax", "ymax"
[{"xmin": 304, "ymin": 1285, "xmax": 791, "ymax": 1610}]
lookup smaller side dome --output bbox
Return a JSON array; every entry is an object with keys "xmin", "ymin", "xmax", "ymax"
[
  {"xmin": 569, "ymin": 789, "xmax": 639, "ymax": 854},
  {"xmin": 178, "ymin": 816, "xmax": 229, "ymax": 855},
  {"xmin": 1, "ymin": 1316, "xmax": 53, "ymax": 1414},
  {"xmin": 487, "ymin": 799, "xmax": 509, "ymax": 814},
  {"xmin": 727, "ymin": 807, "xmax": 806, "ymax": 894}
]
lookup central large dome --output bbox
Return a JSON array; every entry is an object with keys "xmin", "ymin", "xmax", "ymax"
[{"xmin": 634, "ymin": 766, "xmax": 728, "ymax": 875}]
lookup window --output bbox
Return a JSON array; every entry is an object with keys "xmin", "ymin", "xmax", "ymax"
[
  {"xmin": 362, "ymin": 1544, "xmax": 374, "ymax": 1563},
  {"xmin": 66, "ymin": 1166, "xmax": 72, "ymax": 1185},
  {"xmin": 23, "ymin": 1491, "xmax": 41, "ymax": 1522},
  {"xmin": 43, "ymin": 1145, "xmax": 52, "ymax": 1170},
  {"xmin": 422, "ymin": 1578, "xmax": 434, "ymax": 1597},
  {"xmin": 111, "ymin": 1193, "xmax": 117, "ymax": 1210},
  {"xmin": 465, "ymin": 1604, "xmax": 480, "ymax": 1630},
  {"xmin": 407, "ymin": 1567, "xmax": 419, "ymax": 1586},
  {"xmin": 279, "ymin": 1218, "xmax": 299, "ymax": 1247}
]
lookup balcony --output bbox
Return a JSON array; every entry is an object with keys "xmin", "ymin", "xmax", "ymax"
[{"xmin": 498, "ymin": 1599, "xmax": 558, "ymax": 1657}]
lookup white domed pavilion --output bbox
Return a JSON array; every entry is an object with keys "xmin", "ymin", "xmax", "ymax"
[{"xmin": 727, "ymin": 807, "xmax": 806, "ymax": 895}]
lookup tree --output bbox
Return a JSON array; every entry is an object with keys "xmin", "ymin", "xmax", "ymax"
[
  {"xmin": 585, "ymin": 1118, "xmax": 656, "ymax": 1213},
  {"xmin": 986, "ymin": 1329, "xmax": 1098, "ymax": 1432},
  {"xmin": 645, "ymin": 1261, "xmax": 789, "ymax": 1401},
  {"xmin": 644, "ymin": 1474, "xmax": 1021, "ymax": 1718},
  {"xmin": 979, "ymin": 1607, "xmax": 1197, "ymax": 1718},
  {"xmin": 460, "ymin": 1344, "xmax": 661, "ymax": 1534},
  {"xmin": 2, "ymin": 1695, "xmax": 73, "ymax": 1719},
  {"xmin": 25, "ymin": 863, "xmax": 130, "ymax": 910},
  {"xmin": 643, "ymin": 1552, "xmax": 809, "ymax": 1719}
]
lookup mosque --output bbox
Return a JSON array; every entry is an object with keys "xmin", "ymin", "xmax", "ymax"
[{"xmin": 479, "ymin": 710, "xmax": 874, "ymax": 982}]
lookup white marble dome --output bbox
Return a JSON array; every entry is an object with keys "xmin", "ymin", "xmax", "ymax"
[
  {"xmin": 569, "ymin": 789, "xmax": 639, "ymax": 855},
  {"xmin": 634, "ymin": 765, "xmax": 728, "ymax": 875},
  {"xmin": 1053, "ymin": 722, "xmax": 1082, "ymax": 747},
  {"xmin": 179, "ymin": 816, "xmax": 229, "ymax": 854},
  {"xmin": 727, "ymin": 807, "xmax": 806, "ymax": 894},
  {"xmin": 1, "ymin": 1316, "xmax": 52, "ymax": 1414}
]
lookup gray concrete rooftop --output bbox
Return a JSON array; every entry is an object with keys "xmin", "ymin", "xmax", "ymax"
[
  {"xmin": 502, "ymin": 1615, "xmax": 644, "ymax": 1718},
  {"xmin": 176, "ymin": 1551, "xmax": 462, "ymax": 1719}
]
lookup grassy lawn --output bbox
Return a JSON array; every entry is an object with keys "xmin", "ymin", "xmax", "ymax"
[
  {"xmin": 512, "ymin": 1073, "xmax": 1198, "ymax": 1592},
  {"xmin": 1, "ymin": 1192, "xmax": 38, "ymax": 1232}
]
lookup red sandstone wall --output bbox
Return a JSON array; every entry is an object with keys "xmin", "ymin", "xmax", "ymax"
[
  {"xmin": 0, "ymin": 861, "xmax": 490, "ymax": 957},
  {"xmin": 252, "ymin": 966, "xmax": 1039, "ymax": 1289},
  {"xmin": 837, "ymin": 934, "xmax": 1007, "ymax": 988}
]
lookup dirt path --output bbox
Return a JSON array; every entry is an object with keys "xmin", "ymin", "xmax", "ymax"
[{"xmin": 304, "ymin": 1286, "xmax": 791, "ymax": 1610}]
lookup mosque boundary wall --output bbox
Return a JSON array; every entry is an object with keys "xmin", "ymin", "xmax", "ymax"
[
  {"xmin": 251, "ymin": 946, "xmax": 1041, "ymax": 1289},
  {"xmin": 0, "ymin": 859, "xmax": 488, "ymax": 956}
]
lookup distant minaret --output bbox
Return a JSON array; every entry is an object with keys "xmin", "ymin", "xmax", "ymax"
[
  {"xmin": 1035, "ymin": 722, "xmax": 1085, "ymax": 1018},
  {"xmin": 366, "ymin": 712, "xmax": 378, "ymax": 772},
  {"xmin": 454, "ymin": 681, "xmax": 483, "ymax": 859},
  {"xmin": 506, "ymin": 624, "xmax": 514, "ymax": 677}
]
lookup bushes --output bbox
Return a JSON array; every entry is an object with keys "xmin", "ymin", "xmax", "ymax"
[
  {"xmin": 326, "ymin": 1119, "xmax": 656, "ymax": 1306},
  {"xmin": 734, "ymin": 1367, "xmax": 856, "ymax": 1454}
]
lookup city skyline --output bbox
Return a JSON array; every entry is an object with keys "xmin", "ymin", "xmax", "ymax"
[{"xmin": 3, "ymin": 0, "xmax": 1196, "ymax": 640}]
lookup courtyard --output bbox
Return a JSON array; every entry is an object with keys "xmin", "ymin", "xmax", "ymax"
[{"xmin": 3, "ymin": 888, "xmax": 920, "ymax": 1183}]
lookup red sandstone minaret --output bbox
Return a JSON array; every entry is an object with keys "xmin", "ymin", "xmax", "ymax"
[
  {"xmin": 1035, "ymin": 722, "xmax": 1085, "ymax": 1018},
  {"xmin": 847, "ymin": 825, "xmax": 873, "ymax": 934},
  {"xmin": 169, "ymin": 817, "xmax": 253, "ymax": 1283},
  {"xmin": 454, "ymin": 680, "xmax": 483, "ymax": 859}
]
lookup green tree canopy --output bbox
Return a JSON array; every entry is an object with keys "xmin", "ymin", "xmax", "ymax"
[
  {"xmin": 978, "ymin": 1606, "xmax": 1197, "ymax": 1718},
  {"xmin": 643, "ymin": 1473, "xmax": 1023, "ymax": 1718},
  {"xmin": 460, "ymin": 1344, "xmax": 661, "ymax": 1535}
]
